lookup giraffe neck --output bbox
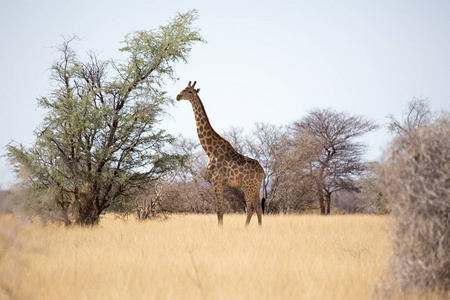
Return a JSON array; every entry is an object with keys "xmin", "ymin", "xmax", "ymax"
[{"xmin": 190, "ymin": 94, "xmax": 235, "ymax": 158}]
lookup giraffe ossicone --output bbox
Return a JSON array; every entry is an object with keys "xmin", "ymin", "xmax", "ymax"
[{"xmin": 177, "ymin": 81, "xmax": 265, "ymax": 226}]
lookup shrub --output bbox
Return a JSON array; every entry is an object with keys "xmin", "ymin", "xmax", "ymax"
[{"xmin": 380, "ymin": 114, "xmax": 450, "ymax": 296}]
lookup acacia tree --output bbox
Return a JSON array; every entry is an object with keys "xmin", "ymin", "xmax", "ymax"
[
  {"xmin": 292, "ymin": 108, "xmax": 378, "ymax": 214},
  {"xmin": 6, "ymin": 10, "xmax": 205, "ymax": 225}
]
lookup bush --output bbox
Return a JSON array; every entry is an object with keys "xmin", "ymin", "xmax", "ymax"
[{"xmin": 380, "ymin": 114, "xmax": 450, "ymax": 296}]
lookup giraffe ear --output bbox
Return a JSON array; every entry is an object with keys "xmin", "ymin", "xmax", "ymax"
[{"xmin": 196, "ymin": 88, "xmax": 200, "ymax": 93}]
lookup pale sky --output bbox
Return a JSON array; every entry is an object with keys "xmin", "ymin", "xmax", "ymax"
[{"xmin": 1, "ymin": 0, "xmax": 450, "ymax": 187}]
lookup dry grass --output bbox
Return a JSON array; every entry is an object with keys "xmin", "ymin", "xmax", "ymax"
[{"xmin": 0, "ymin": 214, "xmax": 397, "ymax": 299}]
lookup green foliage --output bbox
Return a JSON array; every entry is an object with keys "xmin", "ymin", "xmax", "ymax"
[{"xmin": 6, "ymin": 10, "xmax": 204, "ymax": 225}]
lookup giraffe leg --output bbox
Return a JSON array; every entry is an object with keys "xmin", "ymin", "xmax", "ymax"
[
  {"xmin": 212, "ymin": 180, "xmax": 224, "ymax": 226},
  {"xmin": 244, "ymin": 179, "xmax": 263, "ymax": 227},
  {"xmin": 217, "ymin": 210, "xmax": 224, "ymax": 226},
  {"xmin": 244, "ymin": 184, "xmax": 260, "ymax": 227},
  {"xmin": 245, "ymin": 203, "xmax": 255, "ymax": 226},
  {"xmin": 254, "ymin": 192, "xmax": 263, "ymax": 226}
]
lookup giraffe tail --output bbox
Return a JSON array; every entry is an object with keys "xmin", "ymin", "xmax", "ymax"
[{"xmin": 261, "ymin": 176, "xmax": 267, "ymax": 214}]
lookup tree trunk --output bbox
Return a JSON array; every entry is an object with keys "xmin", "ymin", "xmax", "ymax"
[
  {"xmin": 317, "ymin": 185, "xmax": 326, "ymax": 215},
  {"xmin": 76, "ymin": 184, "xmax": 104, "ymax": 226},
  {"xmin": 60, "ymin": 207, "xmax": 71, "ymax": 226},
  {"xmin": 325, "ymin": 192, "xmax": 331, "ymax": 215},
  {"xmin": 55, "ymin": 189, "xmax": 71, "ymax": 226},
  {"xmin": 76, "ymin": 195, "xmax": 99, "ymax": 225},
  {"xmin": 315, "ymin": 176, "xmax": 327, "ymax": 215}
]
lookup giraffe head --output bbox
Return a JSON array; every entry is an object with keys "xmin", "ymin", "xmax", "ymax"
[{"xmin": 176, "ymin": 81, "xmax": 200, "ymax": 101}]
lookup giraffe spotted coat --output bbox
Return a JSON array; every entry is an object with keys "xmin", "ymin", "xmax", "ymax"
[{"xmin": 177, "ymin": 81, "xmax": 265, "ymax": 226}]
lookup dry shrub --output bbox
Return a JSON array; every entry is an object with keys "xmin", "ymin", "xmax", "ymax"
[
  {"xmin": 0, "ymin": 190, "xmax": 21, "ymax": 216},
  {"xmin": 380, "ymin": 114, "xmax": 450, "ymax": 297}
]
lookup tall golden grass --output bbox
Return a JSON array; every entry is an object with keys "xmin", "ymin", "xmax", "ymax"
[{"xmin": 0, "ymin": 214, "xmax": 402, "ymax": 299}]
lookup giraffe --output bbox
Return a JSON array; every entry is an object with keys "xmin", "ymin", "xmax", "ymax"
[{"xmin": 177, "ymin": 81, "xmax": 265, "ymax": 226}]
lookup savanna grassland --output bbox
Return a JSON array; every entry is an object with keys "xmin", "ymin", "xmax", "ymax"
[{"xmin": 1, "ymin": 214, "xmax": 392, "ymax": 299}]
